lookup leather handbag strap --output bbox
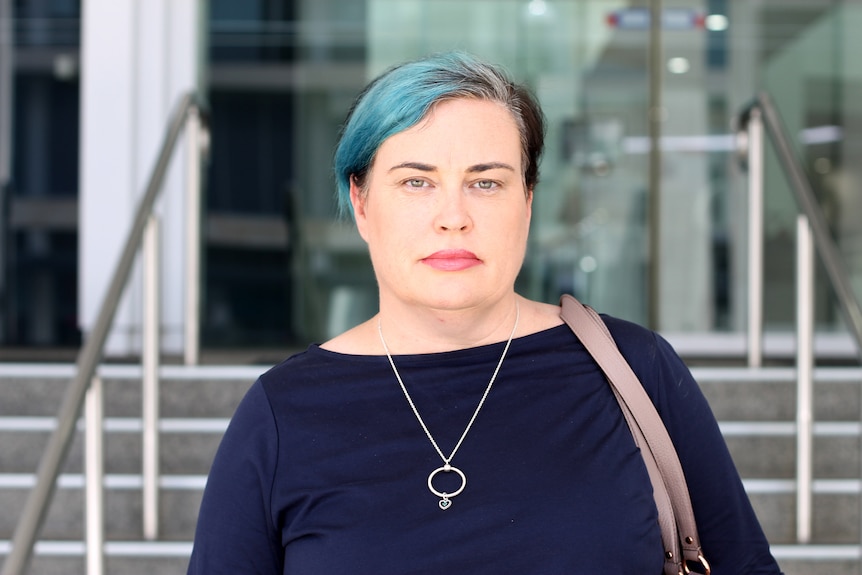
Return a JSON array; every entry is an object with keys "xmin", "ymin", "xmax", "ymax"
[{"xmin": 559, "ymin": 294, "xmax": 709, "ymax": 575}]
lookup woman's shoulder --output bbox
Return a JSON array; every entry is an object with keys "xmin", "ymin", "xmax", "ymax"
[
  {"xmin": 600, "ymin": 313, "xmax": 662, "ymax": 349},
  {"xmin": 599, "ymin": 312, "xmax": 683, "ymax": 373},
  {"xmin": 256, "ymin": 336, "xmax": 388, "ymax": 403},
  {"xmin": 518, "ymin": 299, "xmax": 566, "ymax": 334},
  {"xmin": 319, "ymin": 318, "xmax": 382, "ymax": 355}
]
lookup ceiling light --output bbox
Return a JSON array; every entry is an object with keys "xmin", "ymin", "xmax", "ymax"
[
  {"xmin": 667, "ymin": 57, "xmax": 690, "ymax": 74},
  {"xmin": 705, "ymin": 14, "xmax": 729, "ymax": 31},
  {"xmin": 528, "ymin": 0, "xmax": 548, "ymax": 17}
]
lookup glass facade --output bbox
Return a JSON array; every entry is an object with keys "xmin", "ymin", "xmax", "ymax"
[
  {"xmin": 2, "ymin": 0, "xmax": 80, "ymax": 347},
  {"xmin": 2, "ymin": 0, "xmax": 861, "ymax": 352}
]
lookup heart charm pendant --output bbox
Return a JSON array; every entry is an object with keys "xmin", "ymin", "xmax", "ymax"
[{"xmin": 428, "ymin": 465, "xmax": 466, "ymax": 510}]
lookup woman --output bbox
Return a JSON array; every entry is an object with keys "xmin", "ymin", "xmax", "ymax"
[{"xmin": 188, "ymin": 52, "xmax": 782, "ymax": 574}]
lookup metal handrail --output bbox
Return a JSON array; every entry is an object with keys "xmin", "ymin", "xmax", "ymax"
[
  {"xmin": 736, "ymin": 92, "xmax": 862, "ymax": 545},
  {"xmin": 738, "ymin": 92, "xmax": 862, "ymax": 358},
  {"xmin": 1, "ymin": 92, "xmax": 208, "ymax": 575}
]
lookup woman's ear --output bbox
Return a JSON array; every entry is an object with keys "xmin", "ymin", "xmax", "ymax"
[{"xmin": 350, "ymin": 175, "xmax": 370, "ymax": 242}]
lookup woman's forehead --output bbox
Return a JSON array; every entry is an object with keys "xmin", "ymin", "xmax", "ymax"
[{"xmin": 374, "ymin": 99, "xmax": 522, "ymax": 166}]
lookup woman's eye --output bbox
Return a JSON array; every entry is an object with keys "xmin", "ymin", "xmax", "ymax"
[{"xmin": 405, "ymin": 178, "xmax": 427, "ymax": 188}]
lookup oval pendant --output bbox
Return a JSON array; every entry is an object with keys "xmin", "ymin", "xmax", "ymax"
[{"xmin": 427, "ymin": 464, "xmax": 466, "ymax": 510}]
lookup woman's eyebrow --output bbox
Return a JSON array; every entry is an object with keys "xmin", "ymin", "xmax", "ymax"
[
  {"xmin": 388, "ymin": 161, "xmax": 435, "ymax": 173},
  {"xmin": 467, "ymin": 162, "xmax": 515, "ymax": 173}
]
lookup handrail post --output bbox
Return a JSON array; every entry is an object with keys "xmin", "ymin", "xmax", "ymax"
[
  {"xmin": 84, "ymin": 375, "xmax": 105, "ymax": 575},
  {"xmin": 746, "ymin": 107, "xmax": 764, "ymax": 368},
  {"xmin": 796, "ymin": 214, "xmax": 814, "ymax": 543},
  {"xmin": 184, "ymin": 106, "xmax": 203, "ymax": 367},
  {"xmin": 143, "ymin": 215, "xmax": 161, "ymax": 540},
  {"xmin": 1, "ymin": 93, "xmax": 196, "ymax": 575}
]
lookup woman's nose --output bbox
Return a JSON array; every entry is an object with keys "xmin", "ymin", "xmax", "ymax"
[{"xmin": 433, "ymin": 186, "xmax": 473, "ymax": 232}]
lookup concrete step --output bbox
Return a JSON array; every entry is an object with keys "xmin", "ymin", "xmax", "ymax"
[
  {"xmin": 1, "ymin": 363, "xmax": 860, "ymax": 572},
  {"xmin": 1, "ymin": 542, "xmax": 858, "ymax": 575},
  {"xmin": 692, "ymin": 366, "xmax": 862, "ymax": 422},
  {"xmin": 720, "ymin": 424, "xmax": 860, "ymax": 479},
  {"xmin": 0, "ymin": 541, "xmax": 192, "ymax": 575},
  {"xmin": 747, "ymin": 487, "xmax": 860, "ymax": 544},
  {"xmin": 0, "ymin": 418, "xmax": 227, "ymax": 474},
  {"xmin": 772, "ymin": 545, "xmax": 861, "ymax": 575},
  {"xmin": 0, "ymin": 365, "xmax": 259, "ymax": 418},
  {"xmin": 0, "ymin": 479, "xmax": 202, "ymax": 541}
]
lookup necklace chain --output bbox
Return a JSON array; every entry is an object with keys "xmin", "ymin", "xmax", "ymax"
[{"xmin": 377, "ymin": 302, "xmax": 520, "ymax": 508}]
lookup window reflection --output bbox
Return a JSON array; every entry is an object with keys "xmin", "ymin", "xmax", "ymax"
[{"xmin": 4, "ymin": 0, "xmax": 861, "ymax": 350}]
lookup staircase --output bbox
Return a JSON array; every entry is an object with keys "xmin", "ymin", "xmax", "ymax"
[
  {"xmin": 1, "ymin": 359, "xmax": 861, "ymax": 575},
  {"xmin": 695, "ymin": 364, "xmax": 862, "ymax": 575},
  {"xmin": 0, "ymin": 362, "xmax": 263, "ymax": 575}
]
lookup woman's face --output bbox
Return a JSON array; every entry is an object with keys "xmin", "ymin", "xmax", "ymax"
[{"xmin": 351, "ymin": 97, "xmax": 533, "ymax": 314}]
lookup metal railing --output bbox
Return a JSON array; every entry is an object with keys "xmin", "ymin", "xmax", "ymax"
[
  {"xmin": 1, "ymin": 92, "xmax": 208, "ymax": 575},
  {"xmin": 736, "ymin": 92, "xmax": 862, "ymax": 544}
]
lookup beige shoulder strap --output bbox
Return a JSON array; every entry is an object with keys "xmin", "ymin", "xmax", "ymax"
[{"xmin": 559, "ymin": 294, "xmax": 709, "ymax": 575}]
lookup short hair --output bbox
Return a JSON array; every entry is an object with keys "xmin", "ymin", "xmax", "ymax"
[{"xmin": 333, "ymin": 51, "xmax": 546, "ymax": 217}]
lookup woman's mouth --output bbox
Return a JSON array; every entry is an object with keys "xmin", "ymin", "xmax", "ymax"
[{"xmin": 421, "ymin": 250, "xmax": 482, "ymax": 271}]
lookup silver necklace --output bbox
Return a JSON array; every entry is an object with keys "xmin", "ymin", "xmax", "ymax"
[{"xmin": 377, "ymin": 302, "xmax": 520, "ymax": 510}]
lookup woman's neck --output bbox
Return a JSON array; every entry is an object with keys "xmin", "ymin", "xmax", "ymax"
[
  {"xmin": 375, "ymin": 294, "xmax": 522, "ymax": 354},
  {"xmin": 321, "ymin": 294, "xmax": 563, "ymax": 355}
]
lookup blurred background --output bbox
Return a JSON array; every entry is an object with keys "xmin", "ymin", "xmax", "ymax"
[{"xmin": 1, "ymin": 0, "xmax": 859, "ymax": 358}]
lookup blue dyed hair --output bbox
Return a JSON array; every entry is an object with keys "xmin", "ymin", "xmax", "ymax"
[{"xmin": 333, "ymin": 52, "xmax": 546, "ymax": 217}]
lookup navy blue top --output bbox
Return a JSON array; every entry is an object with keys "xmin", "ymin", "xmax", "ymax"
[{"xmin": 188, "ymin": 316, "xmax": 782, "ymax": 574}]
